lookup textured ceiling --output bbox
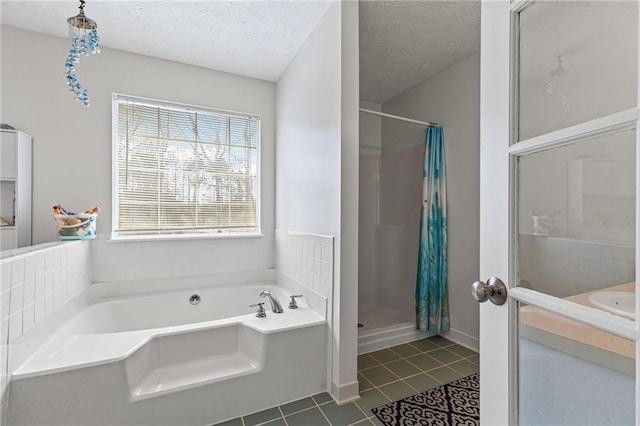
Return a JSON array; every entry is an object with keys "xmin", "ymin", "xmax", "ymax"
[
  {"xmin": 360, "ymin": 0, "xmax": 480, "ymax": 104},
  {"xmin": 0, "ymin": 0, "xmax": 332, "ymax": 82}
]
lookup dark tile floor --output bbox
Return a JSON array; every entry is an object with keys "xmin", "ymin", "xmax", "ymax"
[{"xmin": 215, "ymin": 336, "xmax": 479, "ymax": 426}]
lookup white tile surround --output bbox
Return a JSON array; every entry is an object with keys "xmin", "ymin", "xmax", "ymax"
[
  {"xmin": 0, "ymin": 240, "xmax": 92, "ymax": 421},
  {"xmin": 0, "ymin": 232, "xmax": 328, "ymax": 425},
  {"xmin": 519, "ymin": 234, "xmax": 635, "ymax": 297},
  {"xmin": 275, "ymin": 229, "xmax": 334, "ymax": 298}
]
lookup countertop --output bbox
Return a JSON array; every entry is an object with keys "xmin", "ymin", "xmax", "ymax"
[{"xmin": 520, "ymin": 282, "xmax": 635, "ymax": 360}]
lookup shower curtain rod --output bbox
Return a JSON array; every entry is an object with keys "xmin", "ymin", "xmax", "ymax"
[{"xmin": 359, "ymin": 108, "xmax": 437, "ymax": 127}]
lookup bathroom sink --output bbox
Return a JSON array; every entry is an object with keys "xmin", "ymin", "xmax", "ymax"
[{"xmin": 588, "ymin": 291, "xmax": 635, "ymax": 320}]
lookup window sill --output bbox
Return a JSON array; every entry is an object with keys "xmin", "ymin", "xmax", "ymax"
[{"xmin": 106, "ymin": 232, "xmax": 265, "ymax": 243}]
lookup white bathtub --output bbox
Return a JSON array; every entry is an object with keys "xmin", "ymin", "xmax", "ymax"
[
  {"xmin": 8, "ymin": 270, "xmax": 328, "ymax": 425},
  {"xmin": 69, "ymin": 283, "xmax": 294, "ymax": 334}
]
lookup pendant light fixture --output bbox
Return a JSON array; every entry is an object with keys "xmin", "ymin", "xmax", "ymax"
[
  {"xmin": 65, "ymin": 0, "xmax": 100, "ymax": 106},
  {"xmin": 545, "ymin": 55, "xmax": 570, "ymax": 130}
]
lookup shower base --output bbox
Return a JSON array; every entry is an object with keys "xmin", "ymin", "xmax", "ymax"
[{"xmin": 357, "ymin": 307, "xmax": 430, "ymax": 354}]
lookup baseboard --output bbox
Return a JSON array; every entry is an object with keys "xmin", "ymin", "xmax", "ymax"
[
  {"xmin": 442, "ymin": 328, "xmax": 479, "ymax": 352},
  {"xmin": 358, "ymin": 322, "xmax": 431, "ymax": 355},
  {"xmin": 330, "ymin": 380, "xmax": 360, "ymax": 405},
  {"xmin": 358, "ymin": 323, "xmax": 479, "ymax": 355}
]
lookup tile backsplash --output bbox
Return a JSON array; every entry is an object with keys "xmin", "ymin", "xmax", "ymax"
[
  {"xmin": 0, "ymin": 240, "xmax": 92, "ymax": 420},
  {"xmin": 519, "ymin": 235, "xmax": 635, "ymax": 297},
  {"xmin": 275, "ymin": 229, "xmax": 334, "ymax": 297}
]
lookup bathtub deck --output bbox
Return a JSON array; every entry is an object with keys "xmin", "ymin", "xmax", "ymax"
[{"xmin": 13, "ymin": 306, "xmax": 324, "ymax": 380}]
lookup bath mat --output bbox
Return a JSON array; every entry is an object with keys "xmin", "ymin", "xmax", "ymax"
[{"xmin": 371, "ymin": 373, "xmax": 479, "ymax": 426}]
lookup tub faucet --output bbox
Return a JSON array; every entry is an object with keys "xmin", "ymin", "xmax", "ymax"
[{"xmin": 260, "ymin": 290, "xmax": 283, "ymax": 313}]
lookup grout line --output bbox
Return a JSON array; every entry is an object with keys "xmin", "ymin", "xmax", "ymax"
[
  {"xmin": 423, "ymin": 370, "xmax": 445, "ymax": 386},
  {"xmin": 314, "ymin": 396, "xmax": 332, "ymax": 425},
  {"xmin": 225, "ymin": 339, "xmax": 478, "ymax": 426},
  {"xmin": 375, "ymin": 385, "xmax": 397, "ymax": 402},
  {"xmin": 402, "ymin": 353, "xmax": 444, "ymax": 373},
  {"xmin": 404, "ymin": 381, "xmax": 421, "ymax": 394},
  {"xmin": 350, "ymin": 395, "xmax": 373, "ymax": 425},
  {"xmin": 253, "ymin": 417, "xmax": 282, "ymax": 426},
  {"xmin": 360, "ymin": 363, "xmax": 403, "ymax": 387},
  {"xmin": 356, "ymin": 342, "xmax": 479, "ymax": 406},
  {"xmin": 448, "ymin": 360, "xmax": 479, "ymax": 376},
  {"xmin": 281, "ymin": 404, "xmax": 317, "ymax": 419},
  {"xmin": 358, "ymin": 342, "xmax": 465, "ymax": 373},
  {"xmin": 277, "ymin": 406, "xmax": 288, "ymax": 426},
  {"xmin": 346, "ymin": 417, "xmax": 370, "ymax": 426},
  {"xmin": 359, "ymin": 345, "xmax": 477, "ymax": 376}
]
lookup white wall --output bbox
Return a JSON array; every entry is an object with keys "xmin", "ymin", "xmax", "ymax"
[
  {"xmin": 358, "ymin": 155, "xmax": 378, "ymax": 311},
  {"xmin": 275, "ymin": 10, "xmax": 340, "ymax": 237},
  {"xmin": 90, "ymin": 236, "xmax": 274, "ymax": 283},
  {"xmin": 377, "ymin": 145, "xmax": 423, "ymax": 320},
  {"xmin": 380, "ymin": 52, "xmax": 481, "ymax": 347},
  {"xmin": 358, "ymin": 100, "xmax": 380, "ymax": 315},
  {"xmin": 358, "ymin": 102, "xmax": 381, "ymax": 312},
  {"xmin": 275, "ymin": 1, "xmax": 359, "ymax": 402},
  {"xmin": 1, "ymin": 26, "xmax": 276, "ymax": 274},
  {"xmin": 358, "ymin": 124, "xmax": 422, "ymax": 323},
  {"xmin": 338, "ymin": 0, "xmax": 359, "ymax": 402},
  {"xmin": 359, "ymin": 101, "xmax": 382, "ymax": 156}
]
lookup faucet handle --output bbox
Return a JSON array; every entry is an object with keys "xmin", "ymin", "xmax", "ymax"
[
  {"xmin": 249, "ymin": 302, "xmax": 267, "ymax": 318},
  {"xmin": 288, "ymin": 295, "xmax": 304, "ymax": 309}
]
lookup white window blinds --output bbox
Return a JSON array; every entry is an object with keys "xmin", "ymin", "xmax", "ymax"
[{"xmin": 113, "ymin": 95, "xmax": 259, "ymax": 237}]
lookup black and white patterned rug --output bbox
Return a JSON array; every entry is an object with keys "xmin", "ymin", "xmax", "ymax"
[{"xmin": 372, "ymin": 374, "xmax": 479, "ymax": 426}]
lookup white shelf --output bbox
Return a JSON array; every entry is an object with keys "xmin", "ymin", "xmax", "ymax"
[{"xmin": 0, "ymin": 130, "xmax": 32, "ymax": 250}]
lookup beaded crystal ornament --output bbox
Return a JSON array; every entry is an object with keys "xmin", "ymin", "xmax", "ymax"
[{"xmin": 65, "ymin": 0, "xmax": 100, "ymax": 106}]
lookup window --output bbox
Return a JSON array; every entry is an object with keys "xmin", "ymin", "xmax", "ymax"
[{"xmin": 112, "ymin": 94, "xmax": 260, "ymax": 238}]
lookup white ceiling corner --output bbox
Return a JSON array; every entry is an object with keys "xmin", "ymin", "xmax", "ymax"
[
  {"xmin": 359, "ymin": 0, "xmax": 481, "ymax": 104},
  {"xmin": 0, "ymin": 0, "xmax": 333, "ymax": 82}
]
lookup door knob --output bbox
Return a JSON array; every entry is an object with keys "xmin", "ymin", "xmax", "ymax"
[{"xmin": 471, "ymin": 277, "xmax": 507, "ymax": 305}]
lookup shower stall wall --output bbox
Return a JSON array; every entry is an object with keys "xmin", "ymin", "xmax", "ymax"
[{"xmin": 358, "ymin": 144, "xmax": 428, "ymax": 353}]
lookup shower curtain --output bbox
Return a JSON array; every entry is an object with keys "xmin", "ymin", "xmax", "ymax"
[{"xmin": 416, "ymin": 126, "xmax": 450, "ymax": 334}]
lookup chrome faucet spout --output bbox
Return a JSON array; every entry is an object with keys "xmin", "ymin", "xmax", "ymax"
[{"xmin": 260, "ymin": 290, "xmax": 283, "ymax": 313}]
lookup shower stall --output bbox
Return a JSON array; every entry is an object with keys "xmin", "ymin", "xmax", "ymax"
[{"xmin": 358, "ymin": 106, "xmax": 435, "ymax": 353}]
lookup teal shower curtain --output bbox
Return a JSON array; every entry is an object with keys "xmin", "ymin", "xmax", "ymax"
[{"xmin": 416, "ymin": 127, "xmax": 450, "ymax": 333}]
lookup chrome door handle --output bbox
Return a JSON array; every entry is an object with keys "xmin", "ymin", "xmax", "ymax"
[{"xmin": 471, "ymin": 277, "xmax": 507, "ymax": 305}]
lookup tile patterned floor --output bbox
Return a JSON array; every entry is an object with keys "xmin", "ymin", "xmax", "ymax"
[{"xmin": 214, "ymin": 336, "xmax": 479, "ymax": 426}]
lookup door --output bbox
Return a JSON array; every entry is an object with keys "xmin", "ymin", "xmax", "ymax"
[{"xmin": 479, "ymin": 1, "xmax": 639, "ymax": 424}]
